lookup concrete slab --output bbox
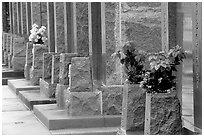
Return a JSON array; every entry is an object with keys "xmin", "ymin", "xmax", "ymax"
[
  {"xmin": 8, "ymin": 79, "xmax": 40, "ymax": 95},
  {"xmin": 33, "ymin": 104, "xmax": 121, "ymax": 130},
  {"xmin": 50, "ymin": 127, "xmax": 119, "ymax": 135},
  {"xmin": 18, "ymin": 90, "xmax": 56, "ymax": 110},
  {"xmin": 2, "ymin": 111, "xmax": 51, "ymax": 135}
]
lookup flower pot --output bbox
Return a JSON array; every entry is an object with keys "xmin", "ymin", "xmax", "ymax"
[{"xmin": 119, "ymin": 82, "xmax": 146, "ymax": 134}]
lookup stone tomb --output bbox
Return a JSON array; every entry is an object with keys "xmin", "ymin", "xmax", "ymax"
[
  {"xmin": 30, "ymin": 44, "xmax": 48, "ymax": 85},
  {"xmin": 40, "ymin": 52, "xmax": 60, "ymax": 98},
  {"xmin": 56, "ymin": 53, "xmax": 78, "ymax": 109},
  {"xmin": 11, "ymin": 36, "xmax": 26, "ymax": 71}
]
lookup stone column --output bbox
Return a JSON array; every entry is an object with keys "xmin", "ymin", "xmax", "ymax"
[
  {"xmin": 17, "ymin": 2, "xmax": 22, "ymax": 36},
  {"xmin": 54, "ymin": 2, "xmax": 65, "ymax": 53},
  {"xmin": 88, "ymin": 2, "xmax": 106, "ymax": 87},
  {"xmin": 21, "ymin": 2, "xmax": 27, "ymax": 38},
  {"xmin": 47, "ymin": 2, "xmax": 55, "ymax": 52},
  {"xmin": 192, "ymin": 2, "xmax": 202, "ymax": 130},
  {"xmin": 13, "ymin": 2, "xmax": 18, "ymax": 35}
]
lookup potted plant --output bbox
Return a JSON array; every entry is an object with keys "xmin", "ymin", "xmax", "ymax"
[
  {"xmin": 113, "ymin": 41, "xmax": 148, "ymax": 134},
  {"xmin": 140, "ymin": 45, "xmax": 186, "ymax": 135}
]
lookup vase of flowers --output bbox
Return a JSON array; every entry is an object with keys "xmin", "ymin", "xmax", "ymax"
[
  {"xmin": 113, "ymin": 41, "xmax": 147, "ymax": 134},
  {"xmin": 29, "ymin": 24, "xmax": 47, "ymax": 45},
  {"xmin": 141, "ymin": 45, "xmax": 186, "ymax": 135}
]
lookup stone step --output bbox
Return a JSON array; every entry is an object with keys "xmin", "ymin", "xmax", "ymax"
[
  {"xmin": 2, "ymin": 70, "xmax": 24, "ymax": 78},
  {"xmin": 33, "ymin": 104, "xmax": 121, "ymax": 130},
  {"xmin": 50, "ymin": 127, "xmax": 119, "ymax": 135},
  {"xmin": 8, "ymin": 79, "xmax": 40, "ymax": 95},
  {"xmin": 18, "ymin": 90, "xmax": 56, "ymax": 110}
]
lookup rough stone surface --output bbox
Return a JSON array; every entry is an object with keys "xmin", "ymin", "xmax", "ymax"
[
  {"xmin": 6, "ymin": 33, "xmax": 11, "ymax": 53},
  {"xmin": 121, "ymin": 83, "xmax": 146, "ymax": 131},
  {"xmin": 13, "ymin": 36, "xmax": 26, "ymax": 57},
  {"xmin": 59, "ymin": 53, "xmax": 78, "ymax": 85},
  {"xmin": 56, "ymin": 84, "xmax": 69, "ymax": 109},
  {"xmin": 101, "ymin": 85, "xmax": 123, "ymax": 115},
  {"xmin": 11, "ymin": 56, "xmax": 26, "ymax": 71},
  {"xmin": 13, "ymin": 3, "xmax": 18, "ymax": 34},
  {"xmin": 42, "ymin": 52, "xmax": 56, "ymax": 83},
  {"xmin": 40, "ymin": 78, "xmax": 57, "ymax": 98},
  {"xmin": 76, "ymin": 2, "xmax": 89, "ymax": 57},
  {"xmin": 51, "ymin": 54, "xmax": 61, "ymax": 84},
  {"xmin": 24, "ymin": 42, "xmax": 33, "ymax": 80},
  {"xmin": 30, "ymin": 66, "xmax": 42, "ymax": 85},
  {"xmin": 32, "ymin": 44, "xmax": 48, "ymax": 69},
  {"xmin": 40, "ymin": 2, "xmax": 47, "ymax": 27},
  {"xmin": 24, "ymin": 64, "xmax": 30, "ymax": 80},
  {"xmin": 150, "ymin": 92, "xmax": 182, "ymax": 135},
  {"xmin": 22, "ymin": 2, "xmax": 27, "ymax": 37},
  {"xmin": 70, "ymin": 57, "xmax": 93, "ymax": 92},
  {"xmin": 55, "ymin": 2, "xmax": 65, "ymax": 53},
  {"xmin": 65, "ymin": 90, "xmax": 102, "ymax": 116},
  {"xmin": 31, "ymin": 2, "xmax": 41, "ymax": 26}
]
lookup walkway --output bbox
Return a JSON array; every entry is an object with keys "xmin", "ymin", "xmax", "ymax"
[{"xmin": 2, "ymin": 85, "xmax": 50, "ymax": 135}]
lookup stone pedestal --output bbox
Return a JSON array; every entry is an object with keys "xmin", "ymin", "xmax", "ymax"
[
  {"xmin": 150, "ymin": 92, "xmax": 182, "ymax": 135},
  {"xmin": 40, "ymin": 52, "xmax": 59, "ymax": 98},
  {"xmin": 101, "ymin": 85, "xmax": 123, "ymax": 115},
  {"xmin": 56, "ymin": 84, "xmax": 69, "ymax": 109},
  {"xmin": 12, "ymin": 36, "xmax": 26, "ymax": 71},
  {"xmin": 40, "ymin": 78, "xmax": 57, "ymax": 98},
  {"xmin": 62, "ymin": 57, "xmax": 102, "ymax": 116},
  {"xmin": 120, "ymin": 83, "xmax": 146, "ymax": 134},
  {"xmin": 42, "ymin": 52, "xmax": 56, "ymax": 82},
  {"xmin": 51, "ymin": 54, "xmax": 61, "ymax": 84},
  {"xmin": 30, "ymin": 44, "xmax": 48, "ymax": 85},
  {"xmin": 66, "ymin": 90, "xmax": 102, "ymax": 116},
  {"xmin": 59, "ymin": 53, "xmax": 78, "ymax": 85},
  {"xmin": 69, "ymin": 57, "xmax": 93, "ymax": 92},
  {"xmin": 24, "ymin": 42, "xmax": 33, "ymax": 80}
]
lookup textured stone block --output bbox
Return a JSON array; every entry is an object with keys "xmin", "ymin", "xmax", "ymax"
[
  {"xmin": 32, "ymin": 44, "xmax": 48, "ymax": 69},
  {"xmin": 70, "ymin": 57, "xmax": 93, "ymax": 92},
  {"xmin": 8, "ymin": 53, "xmax": 12, "ymax": 69},
  {"xmin": 40, "ymin": 78, "xmax": 57, "ymax": 98},
  {"xmin": 101, "ymin": 85, "xmax": 123, "ymax": 115},
  {"xmin": 59, "ymin": 53, "xmax": 78, "ymax": 85},
  {"xmin": 25, "ymin": 42, "xmax": 33, "ymax": 66},
  {"xmin": 4, "ymin": 51, "xmax": 8, "ymax": 65},
  {"xmin": 10, "ymin": 35, "xmax": 13, "ymax": 55},
  {"xmin": 150, "ymin": 92, "xmax": 182, "ymax": 135},
  {"xmin": 51, "ymin": 54, "xmax": 61, "ymax": 84},
  {"xmin": 121, "ymin": 83, "xmax": 146, "ymax": 132},
  {"xmin": 56, "ymin": 84, "xmax": 69, "ymax": 109},
  {"xmin": 30, "ymin": 66, "xmax": 42, "ymax": 85},
  {"xmin": 42, "ymin": 52, "xmax": 56, "ymax": 82},
  {"xmin": 13, "ymin": 36, "xmax": 26, "ymax": 57},
  {"xmin": 6, "ymin": 34, "xmax": 11, "ymax": 53},
  {"xmin": 24, "ymin": 64, "xmax": 31, "ymax": 80},
  {"xmin": 65, "ymin": 90, "xmax": 102, "ymax": 116},
  {"xmin": 11, "ymin": 56, "xmax": 26, "ymax": 71},
  {"xmin": 2, "ymin": 32, "xmax": 8, "ymax": 51}
]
